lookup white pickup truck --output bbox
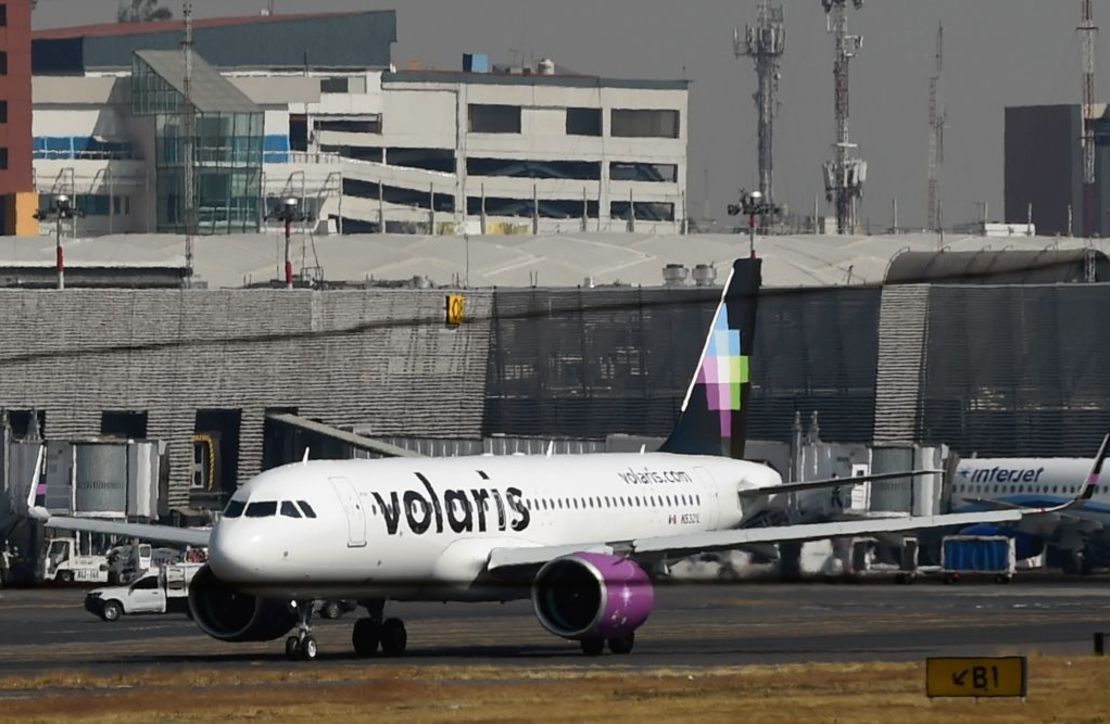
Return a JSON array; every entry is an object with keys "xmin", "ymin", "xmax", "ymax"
[{"xmin": 84, "ymin": 564, "xmax": 201, "ymax": 621}]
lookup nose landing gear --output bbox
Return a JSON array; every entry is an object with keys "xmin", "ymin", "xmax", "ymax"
[{"xmin": 285, "ymin": 599, "xmax": 318, "ymax": 661}]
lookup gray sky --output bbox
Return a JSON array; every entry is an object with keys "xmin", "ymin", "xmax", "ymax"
[{"xmin": 32, "ymin": 1, "xmax": 1110, "ymax": 229}]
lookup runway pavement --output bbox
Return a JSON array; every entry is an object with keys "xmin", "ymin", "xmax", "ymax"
[{"xmin": 2, "ymin": 579, "xmax": 1109, "ymax": 675}]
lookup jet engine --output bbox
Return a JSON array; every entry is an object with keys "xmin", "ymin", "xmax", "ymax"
[
  {"xmin": 187, "ymin": 565, "xmax": 297, "ymax": 642},
  {"xmin": 531, "ymin": 553, "xmax": 653, "ymax": 640}
]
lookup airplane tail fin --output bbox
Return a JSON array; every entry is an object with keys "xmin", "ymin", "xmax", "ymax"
[{"xmin": 660, "ymin": 258, "xmax": 762, "ymax": 459}]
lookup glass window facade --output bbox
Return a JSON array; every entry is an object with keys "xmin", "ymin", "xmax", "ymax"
[{"xmin": 132, "ymin": 54, "xmax": 263, "ymax": 234}]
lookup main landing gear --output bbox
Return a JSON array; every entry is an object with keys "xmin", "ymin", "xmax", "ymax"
[
  {"xmin": 285, "ymin": 599, "xmax": 319, "ymax": 661},
  {"xmin": 352, "ymin": 599, "xmax": 407, "ymax": 658},
  {"xmin": 580, "ymin": 633, "xmax": 635, "ymax": 656}
]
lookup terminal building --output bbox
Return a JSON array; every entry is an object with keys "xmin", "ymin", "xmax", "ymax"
[{"xmin": 24, "ymin": 10, "xmax": 688, "ymax": 238}]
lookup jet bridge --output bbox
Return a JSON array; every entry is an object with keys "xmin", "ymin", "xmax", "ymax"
[{"xmin": 262, "ymin": 412, "xmax": 423, "ymax": 469}]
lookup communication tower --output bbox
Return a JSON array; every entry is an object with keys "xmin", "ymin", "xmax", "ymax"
[
  {"xmin": 1079, "ymin": 0, "xmax": 1098, "ymax": 237},
  {"xmin": 734, "ymin": 1, "xmax": 786, "ymax": 209},
  {"xmin": 927, "ymin": 23, "xmax": 945, "ymax": 232},
  {"xmin": 821, "ymin": 0, "xmax": 866, "ymax": 235}
]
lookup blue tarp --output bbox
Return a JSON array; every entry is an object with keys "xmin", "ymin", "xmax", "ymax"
[{"xmin": 943, "ymin": 537, "xmax": 1013, "ymax": 573}]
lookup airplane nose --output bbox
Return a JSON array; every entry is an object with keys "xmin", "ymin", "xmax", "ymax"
[{"xmin": 209, "ymin": 522, "xmax": 269, "ymax": 582}]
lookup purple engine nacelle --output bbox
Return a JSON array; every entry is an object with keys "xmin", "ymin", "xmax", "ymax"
[{"xmin": 531, "ymin": 552, "xmax": 654, "ymax": 640}]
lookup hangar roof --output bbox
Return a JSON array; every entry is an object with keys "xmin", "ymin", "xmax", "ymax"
[
  {"xmin": 0, "ymin": 232, "xmax": 1106, "ymax": 289},
  {"xmin": 31, "ymin": 10, "xmax": 397, "ymax": 73}
]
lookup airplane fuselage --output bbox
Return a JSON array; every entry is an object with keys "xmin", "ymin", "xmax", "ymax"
[
  {"xmin": 209, "ymin": 452, "xmax": 781, "ymax": 600},
  {"xmin": 950, "ymin": 457, "xmax": 1110, "ymax": 539}
]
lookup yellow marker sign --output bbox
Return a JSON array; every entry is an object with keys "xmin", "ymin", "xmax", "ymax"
[
  {"xmin": 445, "ymin": 294, "xmax": 465, "ymax": 326},
  {"xmin": 926, "ymin": 657, "xmax": 1027, "ymax": 698}
]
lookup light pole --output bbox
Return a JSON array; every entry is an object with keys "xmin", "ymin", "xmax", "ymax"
[
  {"xmin": 269, "ymin": 197, "xmax": 306, "ymax": 289},
  {"xmin": 728, "ymin": 189, "xmax": 780, "ymax": 259},
  {"xmin": 34, "ymin": 194, "xmax": 78, "ymax": 290}
]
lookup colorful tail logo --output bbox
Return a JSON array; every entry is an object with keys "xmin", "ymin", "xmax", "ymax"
[{"xmin": 660, "ymin": 259, "xmax": 761, "ymax": 459}]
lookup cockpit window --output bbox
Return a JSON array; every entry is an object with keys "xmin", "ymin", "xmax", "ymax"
[
  {"xmin": 280, "ymin": 501, "xmax": 302, "ymax": 519},
  {"xmin": 245, "ymin": 501, "xmax": 278, "ymax": 518},
  {"xmin": 224, "ymin": 500, "xmax": 246, "ymax": 518},
  {"xmin": 297, "ymin": 500, "xmax": 317, "ymax": 518}
]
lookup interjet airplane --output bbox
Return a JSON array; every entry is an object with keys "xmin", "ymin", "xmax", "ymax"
[
  {"xmin": 950, "ymin": 451, "xmax": 1110, "ymax": 572},
  {"xmin": 29, "ymin": 259, "xmax": 1105, "ymax": 661}
]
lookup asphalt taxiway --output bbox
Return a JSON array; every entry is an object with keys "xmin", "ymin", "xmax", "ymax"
[{"xmin": 2, "ymin": 579, "xmax": 1109, "ymax": 674}]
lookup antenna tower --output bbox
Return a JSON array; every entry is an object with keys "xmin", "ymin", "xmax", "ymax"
[
  {"xmin": 821, "ymin": 0, "xmax": 866, "ymax": 235},
  {"xmin": 927, "ymin": 23, "xmax": 945, "ymax": 232},
  {"xmin": 1080, "ymin": 0, "xmax": 1098, "ymax": 237},
  {"xmin": 734, "ymin": 1, "xmax": 786, "ymax": 209},
  {"xmin": 181, "ymin": 1, "xmax": 195, "ymax": 283}
]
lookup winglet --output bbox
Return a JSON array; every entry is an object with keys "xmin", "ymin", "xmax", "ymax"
[
  {"xmin": 302, "ymin": 447, "xmax": 311, "ymax": 464},
  {"xmin": 24, "ymin": 444, "xmax": 44, "ymax": 512},
  {"xmin": 1035, "ymin": 432, "xmax": 1109, "ymax": 514}
]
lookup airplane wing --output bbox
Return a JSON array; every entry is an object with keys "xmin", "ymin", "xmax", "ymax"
[
  {"xmin": 487, "ymin": 508, "xmax": 1022, "ymax": 571},
  {"xmin": 738, "ymin": 469, "xmax": 942, "ymax": 498},
  {"xmin": 31, "ymin": 511, "xmax": 212, "ymax": 547},
  {"xmin": 488, "ymin": 432, "xmax": 1110, "ymax": 573},
  {"xmin": 20, "ymin": 447, "xmax": 211, "ymax": 547}
]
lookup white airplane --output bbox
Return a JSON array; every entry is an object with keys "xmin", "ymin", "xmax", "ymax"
[
  {"xmin": 950, "ymin": 453, "xmax": 1110, "ymax": 571},
  {"xmin": 28, "ymin": 259, "xmax": 1106, "ymax": 662}
]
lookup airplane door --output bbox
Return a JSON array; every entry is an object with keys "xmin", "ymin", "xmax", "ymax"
[
  {"xmin": 329, "ymin": 476, "xmax": 367, "ymax": 548},
  {"xmin": 693, "ymin": 467, "xmax": 720, "ymax": 529}
]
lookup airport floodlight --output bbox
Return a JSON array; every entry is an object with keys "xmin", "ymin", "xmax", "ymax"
[
  {"xmin": 728, "ymin": 188, "xmax": 781, "ymax": 259},
  {"xmin": 270, "ymin": 197, "xmax": 308, "ymax": 289}
]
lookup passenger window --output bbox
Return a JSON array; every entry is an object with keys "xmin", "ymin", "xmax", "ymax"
[
  {"xmin": 245, "ymin": 501, "xmax": 278, "ymax": 517},
  {"xmin": 280, "ymin": 501, "xmax": 302, "ymax": 519},
  {"xmin": 132, "ymin": 577, "xmax": 158, "ymax": 590},
  {"xmin": 224, "ymin": 499, "xmax": 246, "ymax": 518},
  {"xmin": 297, "ymin": 500, "xmax": 318, "ymax": 518}
]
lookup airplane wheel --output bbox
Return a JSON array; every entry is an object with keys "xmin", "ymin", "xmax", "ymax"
[
  {"xmin": 608, "ymin": 633, "xmax": 634, "ymax": 655},
  {"xmin": 380, "ymin": 618, "xmax": 407, "ymax": 657},
  {"xmin": 58, "ymin": 571, "xmax": 74, "ymax": 584},
  {"xmin": 352, "ymin": 618, "xmax": 380, "ymax": 657},
  {"xmin": 285, "ymin": 636, "xmax": 302, "ymax": 661},
  {"xmin": 580, "ymin": 638, "xmax": 604, "ymax": 656},
  {"xmin": 101, "ymin": 601, "xmax": 122, "ymax": 622},
  {"xmin": 301, "ymin": 635, "xmax": 319, "ymax": 661}
]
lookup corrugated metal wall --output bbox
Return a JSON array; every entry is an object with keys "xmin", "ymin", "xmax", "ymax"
[
  {"xmin": 482, "ymin": 287, "xmax": 716, "ymax": 438},
  {"xmin": 0, "ymin": 289, "xmax": 492, "ymax": 509},
  {"xmin": 915, "ymin": 283, "xmax": 1110, "ymax": 456},
  {"xmin": 747, "ymin": 286, "xmax": 881, "ymax": 443},
  {"xmin": 2, "ymin": 281, "xmax": 1107, "ymax": 513}
]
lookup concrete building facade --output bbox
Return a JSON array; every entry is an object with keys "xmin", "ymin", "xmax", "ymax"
[{"xmin": 27, "ymin": 11, "xmax": 689, "ymax": 238}]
